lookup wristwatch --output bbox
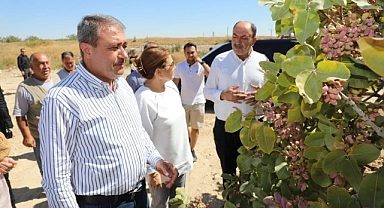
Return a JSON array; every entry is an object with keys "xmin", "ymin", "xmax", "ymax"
[{"xmin": 200, "ymin": 61, "xmax": 206, "ymax": 65}]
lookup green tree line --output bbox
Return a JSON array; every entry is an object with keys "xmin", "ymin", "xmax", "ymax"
[{"xmin": 0, "ymin": 34, "xmax": 77, "ymax": 43}]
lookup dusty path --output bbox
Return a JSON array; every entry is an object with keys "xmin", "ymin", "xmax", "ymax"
[{"xmin": 0, "ymin": 68, "xmax": 225, "ymax": 208}]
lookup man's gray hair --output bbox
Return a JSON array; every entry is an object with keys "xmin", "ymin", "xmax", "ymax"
[{"xmin": 77, "ymin": 14, "xmax": 126, "ymax": 57}]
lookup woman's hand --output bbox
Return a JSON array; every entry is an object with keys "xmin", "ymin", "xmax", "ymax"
[
  {"xmin": 0, "ymin": 157, "xmax": 17, "ymax": 174},
  {"xmin": 148, "ymin": 172, "xmax": 162, "ymax": 189}
]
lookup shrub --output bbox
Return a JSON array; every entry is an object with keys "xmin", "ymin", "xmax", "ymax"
[{"xmin": 223, "ymin": 1, "xmax": 384, "ymax": 207}]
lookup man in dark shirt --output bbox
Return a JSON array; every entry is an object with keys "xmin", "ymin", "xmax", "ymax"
[
  {"xmin": 17, "ymin": 48, "xmax": 31, "ymax": 80},
  {"xmin": 0, "ymin": 86, "xmax": 16, "ymax": 208}
]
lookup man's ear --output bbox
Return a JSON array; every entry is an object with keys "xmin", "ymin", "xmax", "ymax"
[
  {"xmin": 80, "ymin": 43, "xmax": 92, "ymax": 59},
  {"xmin": 252, "ymin": 37, "xmax": 257, "ymax": 46}
]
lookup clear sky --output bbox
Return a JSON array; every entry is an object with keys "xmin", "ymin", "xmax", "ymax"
[{"xmin": 0, "ymin": 0, "xmax": 276, "ymax": 40}]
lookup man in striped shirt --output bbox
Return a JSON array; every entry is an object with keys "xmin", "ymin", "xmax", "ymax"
[{"xmin": 38, "ymin": 14, "xmax": 178, "ymax": 208}]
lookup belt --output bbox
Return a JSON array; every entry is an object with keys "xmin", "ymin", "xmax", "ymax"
[{"xmin": 76, "ymin": 180, "xmax": 143, "ymax": 204}]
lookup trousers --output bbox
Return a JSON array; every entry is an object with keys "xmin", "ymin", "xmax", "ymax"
[
  {"xmin": 149, "ymin": 174, "xmax": 186, "ymax": 208},
  {"xmin": 33, "ymin": 138, "xmax": 43, "ymax": 176},
  {"xmin": 213, "ymin": 117, "xmax": 242, "ymax": 187}
]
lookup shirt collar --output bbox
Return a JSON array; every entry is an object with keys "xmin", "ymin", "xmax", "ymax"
[
  {"xmin": 76, "ymin": 62, "xmax": 121, "ymax": 91},
  {"xmin": 230, "ymin": 50, "xmax": 253, "ymax": 63}
]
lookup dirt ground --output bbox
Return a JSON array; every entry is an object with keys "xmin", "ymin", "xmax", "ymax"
[{"xmin": 0, "ymin": 68, "xmax": 225, "ymax": 208}]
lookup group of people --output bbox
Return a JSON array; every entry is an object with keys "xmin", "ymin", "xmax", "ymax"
[
  {"xmin": 1, "ymin": 13, "xmax": 267, "ymax": 208},
  {"xmin": 0, "ymin": 47, "xmax": 78, "ymax": 208}
]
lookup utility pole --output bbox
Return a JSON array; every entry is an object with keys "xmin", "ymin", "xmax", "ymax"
[{"xmin": 226, "ymin": 26, "xmax": 228, "ymax": 40}]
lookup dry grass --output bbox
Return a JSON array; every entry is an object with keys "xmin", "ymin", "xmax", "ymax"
[{"xmin": 0, "ymin": 36, "xmax": 274, "ymax": 71}]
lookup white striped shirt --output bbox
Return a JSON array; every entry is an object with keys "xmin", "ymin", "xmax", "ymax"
[{"xmin": 39, "ymin": 63, "xmax": 163, "ymax": 208}]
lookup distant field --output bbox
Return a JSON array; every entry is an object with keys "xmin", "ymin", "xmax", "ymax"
[{"xmin": 0, "ymin": 36, "xmax": 275, "ymax": 71}]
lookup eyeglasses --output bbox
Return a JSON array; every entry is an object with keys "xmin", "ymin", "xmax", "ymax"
[{"xmin": 163, "ymin": 61, "xmax": 175, "ymax": 69}]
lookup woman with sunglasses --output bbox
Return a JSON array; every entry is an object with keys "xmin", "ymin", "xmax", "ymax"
[{"xmin": 133, "ymin": 47, "xmax": 193, "ymax": 208}]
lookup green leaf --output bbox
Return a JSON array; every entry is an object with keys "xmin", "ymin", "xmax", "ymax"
[
  {"xmin": 255, "ymin": 81, "xmax": 275, "ymax": 101},
  {"xmin": 277, "ymin": 71, "xmax": 295, "ymax": 87},
  {"xmin": 301, "ymin": 100, "xmax": 322, "ymax": 118},
  {"xmin": 273, "ymin": 52, "xmax": 287, "ymax": 64},
  {"xmin": 293, "ymin": 10, "xmax": 320, "ymax": 45},
  {"xmin": 275, "ymin": 156, "xmax": 291, "ymax": 180},
  {"xmin": 322, "ymin": 149, "xmax": 346, "ymax": 174},
  {"xmin": 288, "ymin": 99, "xmax": 305, "ymax": 122},
  {"xmin": 258, "ymin": 0, "xmax": 280, "ymax": 6},
  {"xmin": 359, "ymin": 172, "xmax": 384, "ymax": 208},
  {"xmin": 343, "ymin": 105, "xmax": 356, "ymax": 120},
  {"xmin": 242, "ymin": 111, "xmax": 256, "ymax": 128},
  {"xmin": 259, "ymin": 166, "xmax": 272, "ymax": 192},
  {"xmin": 270, "ymin": 0, "xmax": 293, "ymax": 21},
  {"xmin": 260, "ymin": 61, "xmax": 279, "ymax": 74},
  {"xmin": 278, "ymin": 90, "xmax": 300, "ymax": 104},
  {"xmin": 282, "ymin": 56, "xmax": 315, "ymax": 77},
  {"xmin": 327, "ymin": 186, "xmax": 356, "ymax": 208},
  {"xmin": 169, "ymin": 187, "xmax": 189, "ymax": 207},
  {"xmin": 290, "ymin": 0, "xmax": 307, "ymax": 11},
  {"xmin": 239, "ymin": 128, "xmax": 256, "ymax": 150},
  {"xmin": 324, "ymin": 131, "xmax": 340, "ymax": 151},
  {"xmin": 286, "ymin": 44, "xmax": 314, "ymax": 58},
  {"xmin": 224, "ymin": 201, "xmax": 237, "ymax": 208},
  {"xmin": 317, "ymin": 115, "xmax": 337, "ymax": 133},
  {"xmin": 304, "ymin": 132, "xmax": 326, "ymax": 147},
  {"xmin": 272, "ymin": 84, "xmax": 288, "ymax": 98},
  {"xmin": 316, "ymin": 60, "xmax": 351, "ymax": 82},
  {"xmin": 251, "ymin": 157, "xmax": 262, "ymax": 167},
  {"xmin": 225, "ymin": 108, "xmax": 242, "ymax": 133},
  {"xmin": 304, "ymin": 146, "xmax": 328, "ymax": 160},
  {"xmin": 265, "ymin": 71, "xmax": 278, "ymax": 83},
  {"xmin": 311, "ymin": 160, "xmax": 332, "ymax": 187},
  {"xmin": 349, "ymin": 144, "xmax": 380, "ymax": 165},
  {"xmin": 257, "ymin": 126, "xmax": 276, "ymax": 154},
  {"xmin": 351, "ymin": 0, "xmax": 381, "ymax": 9},
  {"xmin": 357, "ymin": 37, "xmax": 384, "ymax": 77},
  {"xmin": 332, "ymin": 0, "xmax": 347, "ymax": 6},
  {"xmin": 348, "ymin": 77, "xmax": 370, "ymax": 88},
  {"xmin": 340, "ymin": 159, "xmax": 363, "ymax": 192},
  {"xmin": 275, "ymin": 20, "xmax": 283, "ymax": 36},
  {"xmin": 308, "ymin": 198, "xmax": 328, "ymax": 208},
  {"xmin": 346, "ymin": 62, "xmax": 380, "ymax": 79},
  {"xmin": 280, "ymin": 17, "xmax": 294, "ymax": 36},
  {"xmin": 309, "ymin": 0, "xmax": 333, "ymax": 10},
  {"xmin": 237, "ymin": 150, "xmax": 255, "ymax": 173},
  {"xmin": 296, "ymin": 70, "xmax": 322, "ymax": 104}
]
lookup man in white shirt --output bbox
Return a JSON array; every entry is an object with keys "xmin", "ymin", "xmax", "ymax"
[
  {"xmin": 173, "ymin": 42, "xmax": 210, "ymax": 162},
  {"xmin": 203, "ymin": 21, "xmax": 268, "ymax": 188}
]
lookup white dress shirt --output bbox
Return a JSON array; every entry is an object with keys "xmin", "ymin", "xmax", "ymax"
[
  {"xmin": 39, "ymin": 63, "xmax": 163, "ymax": 208},
  {"xmin": 204, "ymin": 50, "xmax": 268, "ymax": 121},
  {"xmin": 174, "ymin": 61, "xmax": 206, "ymax": 105}
]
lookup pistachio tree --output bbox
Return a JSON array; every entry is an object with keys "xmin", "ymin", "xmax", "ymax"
[{"xmin": 223, "ymin": 0, "xmax": 384, "ymax": 207}]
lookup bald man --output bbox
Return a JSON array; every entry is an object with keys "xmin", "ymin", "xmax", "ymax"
[{"xmin": 13, "ymin": 52, "xmax": 60, "ymax": 175}]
